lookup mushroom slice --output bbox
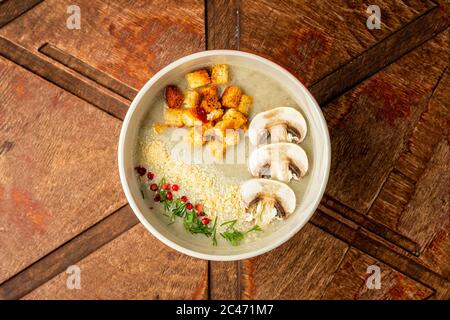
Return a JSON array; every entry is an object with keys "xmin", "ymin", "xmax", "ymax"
[
  {"xmin": 248, "ymin": 143, "xmax": 308, "ymax": 182},
  {"xmin": 248, "ymin": 107, "xmax": 307, "ymax": 145},
  {"xmin": 240, "ymin": 179, "xmax": 296, "ymax": 225}
]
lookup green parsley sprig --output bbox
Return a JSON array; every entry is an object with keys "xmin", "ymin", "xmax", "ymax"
[
  {"xmin": 220, "ymin": 220, "xmax": 262, "ymax": 246},
  {"xmin": 150, "ymin": 177, "xmax": 262, "ymax": 247},
  {"xmin": 154, "ymin": 178, "xmax": 218, "ymax": 245}
]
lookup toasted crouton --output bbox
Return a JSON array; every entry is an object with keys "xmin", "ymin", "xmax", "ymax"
[
  {"xmin": 185, "ymin": 69, "xmax": 211, "ymax": 88},
  {"xmin": 213, "ymin": 120, "xmax": 229, "ymax": 138},
  {"xmin": 198, "ymin": 85, "xmax": 221, "ymax": 112},
  {"xmin": 222, "ymin": 109, "xmax": 247, "ymax": 128},
  {"xmin": 165, "ymin": 85, "xmax": 184, "ymax": 109},
  {"xmin": 199, "ymin": 85, "xmax": 219, "ymax": 98},
  {"xmin": 214, "ymin": 120, "xmax": 242, "ymax": 139},
  {"xmin": 213, "ymin": 120, "xmax": 238, "ymax": 140},
  {"xmin": 182, "ymin": 108, "xmax": 203, "ymax": 126},
  {"xmin": 164, "ymin": 108, "xmax": 183, "ymax": 127},
  {"xmin": 211, "ymin": 64, "xmax": 229, "ymax": 84},
  {"xmin": 221, "ymin": 85, "xmax": 242, "ymax": 109},
  {"xmin": 182, "ymin": 90, "xmax": 200, "ymax": 109},
  {"xmin": 238, "ymin": 95, "xmax": 253, "ymax": 115},
  {"xmin": 200, "ymin": 95, "xmax": 222, "ymax": 113},
  {"xmin": 207, "ymin": 108, "xmax": 224, "ymax": 122}
]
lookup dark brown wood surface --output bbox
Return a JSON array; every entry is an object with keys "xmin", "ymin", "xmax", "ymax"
[{"xmin": 0, "ymin": 0, "xmax": 448, "ymax": 299}]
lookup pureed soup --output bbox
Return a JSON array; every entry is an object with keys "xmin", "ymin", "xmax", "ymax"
[{"xmin": 135, "ymin": 64, "xmax": 314, "ymax": 247}]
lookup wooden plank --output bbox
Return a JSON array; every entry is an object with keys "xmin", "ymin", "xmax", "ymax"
[
  {"xmin": 367, "ymin": 66, "xmax": 450, "ymax": 279},
  {"xmin": 39, "ymin": 43, "xmax": 137, "ymax": 101},
  {"xmin": 395, "ymin": 69, "xmax": 450, "ymax": 181},
  {"xmin": 240, "ymin": 0, "xmax": 435, "ymax": 86},
  {"xmin": 368, "ymin": 77, "xmax": 450, "ymax": 275},
  {"xmin": 23, "ymin": 224, "xmax": 208, "ymax": 300},
  {"xmin": 353, "ymin": 229, "xmax": 450, "ymax": 299},
  {"xmin": 322, "ymin": 248, "xmax": 433, "ymax": 299},
  {"xmin": 0, "ymin": 57, "xmax": 127, "ymax": 285},
  {"xmin": 209, "ymin": 261, "xmax": 240, "ymax": 300},
  {"xmin": 0, "ymin": 0, "xmax": 205, "ymax": 89},
  {"xmin": 399, "ymin": 135, "xmax": 450, "ymax": 279},
  {"xmin": 311, "ymin": 210, "xmax": 450, "ymax": 299},
  {"xmin": 0, "ymin": 205, "xmax": 138, "ymax": 300},
  {"xmin": 0, "ymin": 37, "xmax": 129, "ymax": 120},
  {"xmin": 320, "ymin": 195, "xmax": 419, "ymax": 255},
  {"xmin": 322, "ymin": 31, "xmax": 449, "ymax": 213},
  {"xmin": 310, "ymin": 5, "xmax": 449, "ymax": 105},
  {"xmin": 206, "ymin": 0, "xmax": 239, "ymax": 49},
  {"xmin": 0, "ymin": 0, "xmax": 42, "ymax": 27},
  {"xmin": 241, "ymin": 224, "xmax": 349, "ymax": 299}
]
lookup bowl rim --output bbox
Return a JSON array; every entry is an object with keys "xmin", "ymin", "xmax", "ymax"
[{"xmin": 118, "ymin": 49, "xmax": 331, "ymax": 261}]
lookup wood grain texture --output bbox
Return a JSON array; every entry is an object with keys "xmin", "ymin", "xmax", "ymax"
[
  {"xmin": 0, "ymin": 37, "xmax": 130, "ymax": 120},
  {"xmin": 0, "ymin": 57, "xmax": 127, "ymax": 284},
  {"xmin": 310, "ymin": 4, "xmax": 449, "ymax": 105},
  {"xmin": 353, "ymin": 229, "xmax": 450, "ymax": 299},
  {"xmin": 322, "ymin": 248, "xmax": 433, "ymax": 300},
  {"xmin": 0, "ymin": 205, "xmax": 138, "ymax": 300},
  {"xmin": 1, "ymin": 0, "xmax": 448, "ymax": 300},
  {"xmin": 400, "ymin": 136, "xmax": 450, "ymax": 279},
  {"xmin": 39, "ymin": 43, "xmax": 138, "ymax": 101},
  {"xmin": 322, "ymin": 31, "xmax": 449, "ymax": 213},
  {"xmin": 206, "ymin": 0, "xmax": 239, "ymax": 49},
  {"xmin": 0, "ymin": 0, "xmax": 42, "ymax": 27},
  {"xmin": 320, "ymin": 196, "xmax": 419, "ymax": 255},
  {"xmin": 240, "ymin": 0, "xmax": 434, "ymax": 86},
  {"xmin": 209, "ymin": 261, "xmax": 240, "ymax": 300},
  {"xmin": 368, "ymin": 70, "xmax": 450, "ymax": 278},
  {"xmin": 241, "ymin": 224, "xmax": 349, "ymax": 299},
  {"xmin": 23, "ymin": 224, "xmax": 208, "ymax": 300},
  {"xmin": 311, "ymin": 210, "xmax": 450, "ymax": 299},
  {"xmin": 0, "ymin": 0, "xmax": 205, "ymax": 89}
]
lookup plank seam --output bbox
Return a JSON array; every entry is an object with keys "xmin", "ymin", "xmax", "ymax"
[
  {"xmin": 366, "ymin": 66, "xmax": 449, "ymax": 247},
  {"xmin": 0, "ymin": 37, "xmax": 128, "ymax": 121},
  {"xmin": 310, "ymin": 211, "xmax": 446, "ymax": 295},
  {"xmin": 0, "ymin": 0, "xmax": 43, "ymax": 28},
  {"xmin": 38, "ymin": 42, "xmax": 137, "ymax": 101},
  {"xmin": 0, "ymin": 204, "xmax": 138, "ymax": 300},
  {"xmin": 309, "ymin": 3, "xmax": 441, "ymax": 87},
  {"xmin": 320, "ymin": 195, "xmax": 420, "ymax": 255},
  {"xmin": 310, "ymin": 5, "xmax": 449, "ymax": 106}
]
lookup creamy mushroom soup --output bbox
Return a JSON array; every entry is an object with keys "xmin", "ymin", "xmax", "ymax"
[{"xmin": 135, "ymin": 65, "xmax": 314, "ymax": 246}]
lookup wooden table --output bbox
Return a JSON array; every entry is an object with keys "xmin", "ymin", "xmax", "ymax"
[{"xmin": 0, "ymin": 0, "xmax": 448, "ymax": 300}]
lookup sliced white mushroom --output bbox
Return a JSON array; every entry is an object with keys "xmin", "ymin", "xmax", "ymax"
[
  {"xmin": 248, "ymin": 142, "xmax": 308, "ymax": 183},
  {"xmin": 249, "ymin": 107, "xmax": 307, "ymax": 146},
  {"xmin": 240, "ymin": 179, "xmax": 296, "ymax": 225}
]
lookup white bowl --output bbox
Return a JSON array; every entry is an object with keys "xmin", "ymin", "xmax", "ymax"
[{"xmin": 118, "ymin": 50, "xmax": 330, "ymax": 261}]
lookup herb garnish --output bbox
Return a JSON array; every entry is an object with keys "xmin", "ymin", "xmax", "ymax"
[
  {"xmin": 153, "ymin": 178, "xmax": 218, "ymax": 245},
  {"xmin": 138, "ymin": 170, "xmax": 263, "ymax": 247},
  {"xmin": 220, "ymin": 219, "xmax": 262, "ymax": 246}
]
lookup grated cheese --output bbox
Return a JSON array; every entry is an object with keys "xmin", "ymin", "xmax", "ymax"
[{"xmin": 137, "ymin": 132, "xmax": 246, "ymax": 224}]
